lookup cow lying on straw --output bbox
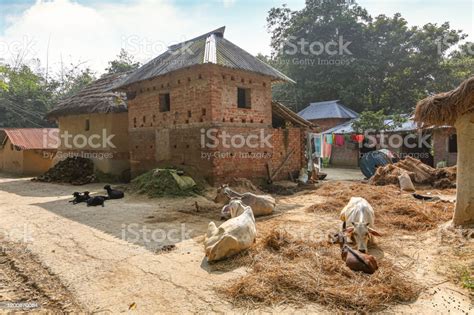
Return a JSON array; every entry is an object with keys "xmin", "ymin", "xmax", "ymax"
[
  {"xmin": 329, "ymin": 231, "xmax": 379, "ymax": 274},
  {"xmin": 204, "ymin": 199, "xmax": 257, "ymax": 262},
  {"xmin": 215, "ymin": 184, "xmax": 275, "ymax": 219}
]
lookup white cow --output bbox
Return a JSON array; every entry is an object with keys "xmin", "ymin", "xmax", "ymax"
[
  {"xmin": 204, "ymin": 200, "xmax": 257, "ymax": 262},
  {"xmin": 215, "ymin": 185, "xmax": 275, "ymax": 219},
  {"xmin": 339, "ymin": 197, "xmax": 381, "ymax": 253}
]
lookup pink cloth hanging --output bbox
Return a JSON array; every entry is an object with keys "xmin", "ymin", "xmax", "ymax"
[{"xmin": 335, "ymin": 135, "xmax": 345, "ymax": 146}]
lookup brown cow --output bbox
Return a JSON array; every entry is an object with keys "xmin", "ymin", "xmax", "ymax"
[{"xmin": 329, "ymin": 232, "xmax": 379, "ymax": 274}]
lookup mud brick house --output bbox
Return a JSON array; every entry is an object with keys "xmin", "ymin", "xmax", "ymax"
[
  {"xmin": 298, "ymin": 100, "xmax": 359, "ymax": 131},
  {"xmin": 46, "ymin": 72, "xmax": 130, "ymax": 176},
  {"xmin": 431, "ymin": 127, "xmax": 457, "ymax": 167},
  {"xmin": 113, "ymin": 27, "xmax": 314, "ymax": 183},
  {"xmin": 0, "ymin": 128, "xmax": 57, "ymax": 175}
]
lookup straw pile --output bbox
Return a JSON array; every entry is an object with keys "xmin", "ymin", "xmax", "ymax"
[
  {"xmin": 307, "ymin": 182, "xmax": 454, "ymax": 231},
  {"xmin": 370, "ymin": 157, "xmax": 456, "ymax": 189},
  {"xmin": 220, "ymin": 229, "xmax": 420, "ymax": 312}
]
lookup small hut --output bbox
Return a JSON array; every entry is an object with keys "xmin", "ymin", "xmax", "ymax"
[
  {"xmin": 46, "ymin": 72, "xmax": 131, "ymax": 177},
  {"xmin": 0, "ymin": 128, "xmax": 58, "ymax": 175},
  {"xmin": 415, "ymin": 76, "xmax": 474, "ymax": 226}
]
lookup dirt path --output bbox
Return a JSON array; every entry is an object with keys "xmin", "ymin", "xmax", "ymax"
[
  {"xmin": 0, "ymin": 238, "xmax": 83, "ymax": 313},
  {"xmin": 0, "ymin": 175, "xmax": 472, "ymax": 313}
]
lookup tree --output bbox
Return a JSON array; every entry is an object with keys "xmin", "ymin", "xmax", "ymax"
[
  {"xmin": 105, "ymin": 49, "xmax": 140, "ymax": 75},
  {"xmin": 0, "ymin": 60, "xmax": 97, "ymax": 128},
  {"xmin": 266, "ymin": 0, "xmax": 473, "ymax": 114},
  {"xmin": 352, "ymin": 110, "xmax": 407, "ymax": 133},
  {"xmin": 0, "ymin": 64, "xmax": 54, "ymax": 127}
]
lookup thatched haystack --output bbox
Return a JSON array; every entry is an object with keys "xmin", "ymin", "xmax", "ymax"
[
  {"xmin": 414, "ymin": 77, "xmax": 474, "ymax": 226},
  {"xmin": 414, "ymin": 77, "xmax": 474, "ymax": 126}
]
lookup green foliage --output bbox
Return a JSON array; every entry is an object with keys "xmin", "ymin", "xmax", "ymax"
[
  {"xmin": 0, "ymin": 64, "xmax": 54, "ymax": 127},
  {"xmin": 104, "ymin": 49, "xmax": 140, "ymax": 75},
  {"xmin": 267, "ymin": 0, "xmax": 474, "ymax": 113},
  {"xmin": 0, "ymin": 62, "xmax": 97, "ymax": 128},
  {"xmin": 130, "ymin": 168, "xmax": 201, "ymax": 198},
  {"xmin": 0, "ymin": 49, "xmax": 142, "ymax": 127},
  {"xmin": 352, "ymin": 110, "xmax": 407, "ymax": 133}
]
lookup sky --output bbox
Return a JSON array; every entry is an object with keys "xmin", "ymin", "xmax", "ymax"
[{"xmin": 0, "ymin": 0, "xmax": 472, "ymax": 75}]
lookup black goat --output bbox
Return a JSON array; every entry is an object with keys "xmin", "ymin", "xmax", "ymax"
[
  {"xmin": 86, "ymin": 196, "xmax": 108, "ymax": 207},
  {"xmin": 69, "ymin": 191, "xmax": 91, "ymax": 205},
  {"xmin": 104, "ymin": 185, "xmax": 124, "ymax": 199}
]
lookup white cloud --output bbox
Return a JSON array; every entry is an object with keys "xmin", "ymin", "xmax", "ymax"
[
  {"xmin": 0, "ymin": 0, "xmax": 270, "ymax": 75},
  {"xmin": 221, "ymin": 0, "xmax": 236, "ymax": 8}
]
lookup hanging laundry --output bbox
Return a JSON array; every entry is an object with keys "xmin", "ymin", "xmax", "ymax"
[
  {"xmin": 323, "ymin": 140, "xmax": 332, "ymax": 158},
  {"xmin": 335, "ymin": 134, "xmax": 345, "ymax": 146},
  {"xmin": 352, "ymin": 134, "xmax": 365, "ymax": 143},
  {"xmin": 325, "ymin": 134, "xmax": 333, "ymax": 145},
  {"xmin": 314, "ymin": 136, "xmax": 321, "ymax": 157}
]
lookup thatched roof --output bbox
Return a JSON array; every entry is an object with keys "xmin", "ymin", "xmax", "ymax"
[
  {"xmin": 272, "ymin": 101, "xmax": 315, "ymax": 129},
  {"xmin": 46, "ymin": 72, "xmax": 130, "ymax": 119},
  {"xmin": 415, "ymin": 77, "xmax": 474, "ymax": 126},
  {"xmin": 113, "ymin": 27, "xmax": 294, "ymax": 90}
]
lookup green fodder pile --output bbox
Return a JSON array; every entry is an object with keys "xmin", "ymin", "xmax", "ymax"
[
  {"xmin": 130, "ymin": 169, "xmax": 201, "ymax": 197},
  {"xmin": 219, "ymin": 229, "xmax": 420, "ymax": 312},
  {"xmin": 306, "ymin": 182, "xmax": 454, "ymax": 231}
]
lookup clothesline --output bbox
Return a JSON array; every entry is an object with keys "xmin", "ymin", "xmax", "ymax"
[
  {"xmin": 312, "ymin": 132, "xmax": 366, "ymax": 164},
  {"xmin": 323, "ymin": 133, "xmax": 365, "ymax": 146}
]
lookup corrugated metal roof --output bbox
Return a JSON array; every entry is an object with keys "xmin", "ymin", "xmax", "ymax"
[
  {"xmin": 297, "ymin": 100, "xmax": 359, "ymax": 120},
  {"xmin": 321, "ymin": 117, "xmax": 419, "ymax": 134},
  {"xmin": 0, "ymin": 128, "xmax": 58, "ymax": 150},
  {"xmin": 113, "ymin": 27, "xmax": 294, "ymax": 89}
]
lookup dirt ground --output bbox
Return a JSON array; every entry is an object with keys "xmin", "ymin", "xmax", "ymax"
[{"xmin": 0, "ymin": 173, "xmax": 472, "ymax": 313}]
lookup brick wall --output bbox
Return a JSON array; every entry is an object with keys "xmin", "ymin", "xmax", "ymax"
[
  {"xmin": 210, "ymin": 127, "xmax": 304, "ymax": 184},
  {"xmin": 310, "ymin": 118, "xmax": 350, "ymax": 131},
  {"xmin": 330, "ymin": 141, "xmax": 359, "ymax": 167},
  {"xmin": 432, "ymin": 127, "xmax": 457, "ymax": 166},
  {"xmin": 126, "ymin": 64, "xmax": 304, "ymax": 184}
]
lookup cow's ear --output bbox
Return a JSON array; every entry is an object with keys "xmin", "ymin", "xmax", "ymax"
[
  {"xmin": 368, "ymin": 228, "xmax": 382, "ymax": 237},
  {"xmin": 344, "ymin": 227, "xmax": 354, "ymax": 234}
]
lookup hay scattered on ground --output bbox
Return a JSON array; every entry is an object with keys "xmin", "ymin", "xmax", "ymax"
[
  {"xmin": 307, "ymin": 182, "xmax": 454, "ymax": 231},
  {"xmin": 219, "ymin": 229, "xmax": 420, "ymax": 312}
]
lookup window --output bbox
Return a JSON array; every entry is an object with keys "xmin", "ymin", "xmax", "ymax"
[
  {"xmin": 237, "ymin": 88, "xmax": 251, "ymax": 109},
  {"xmin": 448, "ymin": 134, "xmax": 457, "ymax": 153},
  {"xmin": 159, "ymin": 93, "xmax": 171, "ymax": 112},
  {"xmin": 85, "ymin": 119, "xmax": 90, "ymax": 131}
]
